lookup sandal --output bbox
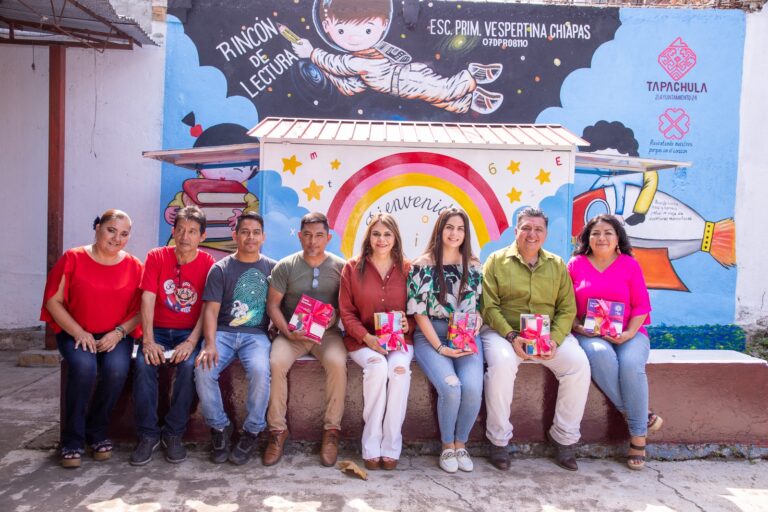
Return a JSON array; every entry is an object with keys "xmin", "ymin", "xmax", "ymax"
[
  {"xmin": 648, "ymin": 412, "xmax": 664, "ymax": 433},
  {"xmin": 627, "ymin": 442, "xmax": 646, "ymax": 470},
  {"xmin": 60, "ymin": 448, "xmax": 82, "ymax": 468},
  {"xmin": 363, "ymin": 457, "xmax": 381, "ymax": 470},
  {"xmin": 89, "ymin": 440, "xmax": 113, "ymax": 461}
]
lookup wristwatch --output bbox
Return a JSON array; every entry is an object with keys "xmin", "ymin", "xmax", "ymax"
[
  {"xmin": 114, "ymin": 325, "xmax": 127, "ymax": 339},
  {"xmin": 505, "ymin": 330, "xmax": 518, "ymax": 342}
]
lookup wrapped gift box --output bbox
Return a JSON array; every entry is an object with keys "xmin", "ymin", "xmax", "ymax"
[
  {"xmin": 584, "ymin": 298, "xmax": 625, "ymax": 337},
  {"xmin": 520, "ymin": 313, "xmax": 553, "ymax": 356},
  {"xmin": 289, "ymin": 294, "xmax": 334, "ymax": 343},
  {"xmin": 374, "ymin": 312, "xmax": 407, "ymax": 352},
  {"xmin": 446, "ymin": 312, "xmax": 479, "ymax": 353}
]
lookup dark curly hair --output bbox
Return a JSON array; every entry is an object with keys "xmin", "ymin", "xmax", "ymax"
[
  {"xmin": 573, "ymin": 214, "xmax": 633, "ymax": 256},
  {"xmin": 579, "ymin": 120, "xmax": 639, "ymax": 157}
]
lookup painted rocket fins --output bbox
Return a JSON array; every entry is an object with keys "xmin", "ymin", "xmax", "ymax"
[
  {"xmin": 572, "ymin": 186, "xmax": 736, "ymax": 267},
  {"xmin": 633, "ymin": 247, "xmax": 689, "ymax": 292},
  {"xmin": 705, "ymin": 218, "xmax": 735, "ymax": 268}
]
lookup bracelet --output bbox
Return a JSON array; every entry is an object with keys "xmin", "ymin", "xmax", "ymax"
[
  {"xmin": 435, "ymin": 344, "xmax": 444, "ymax": 354},
  {"xmin": 114, "ymin": 325, "xmax": 126, "ymax": 339}
]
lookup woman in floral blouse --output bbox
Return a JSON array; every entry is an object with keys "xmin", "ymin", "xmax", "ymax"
[{"xmin": 407, "ymin": 208, "xmax": 484, "ymax": 474}]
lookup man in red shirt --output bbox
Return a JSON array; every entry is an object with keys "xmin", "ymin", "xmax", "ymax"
[{"xmin": 131, "ymin": 206, "xmax": 215, "ymax": 465}]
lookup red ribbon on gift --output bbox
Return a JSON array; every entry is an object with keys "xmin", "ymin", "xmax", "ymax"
[
  {"xmin": 594, "ymin": 299, "xmax": 618, "ymax": 337},
  {"xmin": 448, "ymin": 316, "xmax": 478, "ymax": 353},
  {"xmin": 377, "ymin": 314, "xmax": 407, "ymax": 352},
  {"xmin": 297, "ymin": 298, "xmax": 334, "ymax": 333},
  {"xmin": 521, "ymin": 314, "xmax": 551, "ymax": 355}
]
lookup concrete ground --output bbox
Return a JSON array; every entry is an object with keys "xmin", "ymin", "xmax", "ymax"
[{"xmin": 0, "ymin": 350, "xmax": 766, "ymax": 512}]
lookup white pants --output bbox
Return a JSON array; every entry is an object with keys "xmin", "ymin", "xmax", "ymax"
[
  {"xmin": 481, "ymin": 328, "xmax": 591, "ymax": 446},
  {"xmin": 349, "ymin": 346, "xmax": 414, "ymax": 459}
]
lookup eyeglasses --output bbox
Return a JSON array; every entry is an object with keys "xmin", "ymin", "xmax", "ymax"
[{"xmin": 312, "ymin": 267, "xmax": 320, "ymax": 289}]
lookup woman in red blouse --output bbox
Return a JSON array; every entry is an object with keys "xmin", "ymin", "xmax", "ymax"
[
  {"xmin": 339, "ymin": 213, "xmax": 413, "ymax": 471},
  {"xmin": 41, "ymin": 210, "xmax": 142, "ymax": 468}
]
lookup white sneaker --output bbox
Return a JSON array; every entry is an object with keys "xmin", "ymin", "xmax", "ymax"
[
  {"xmin": 439, "ymin": 449, "xmax": 458, "ymax": 473},
  {"xmin": 455, "ymin": 448, "xmax": 473, "ymax": 472}
]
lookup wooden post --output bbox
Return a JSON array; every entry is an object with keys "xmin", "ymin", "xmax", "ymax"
[{"xmin": 45, "ymin": 46, "xmax": 65, "ymax": 350}]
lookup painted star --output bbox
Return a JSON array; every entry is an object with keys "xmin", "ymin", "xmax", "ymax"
[
  {"xmin": 536, "ymin": 168, "xmax": 551, "ymax": 185},
  {"xmin": 506, "ymin": 187, "xmax": 522, "ymax": 203},
  {"xmin": 330, "ymin": 159, "xmax": 341, "ymax": 170},
  {"xmin": 282, "ymin": 155, "xmax": 302, "ymax": 174},
  {"xmin": 506, "ymin": 160, "xmax": 521, "ymax": 174},
  {"xmin": 302, "ymin": 179, "xmax": 324, "ymax": 201}
]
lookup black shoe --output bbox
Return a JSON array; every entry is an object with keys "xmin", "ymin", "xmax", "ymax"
[
  {"xmin": 210, "ymin": 424, "xmax": 233, "ymax": 464},
  {"xmin": 130, "ymin": 436, "xmax": 160, "ymax": 466},
  {"xmin": 229, "ymin": 430, "xmax": 259, "ymax": 465},
  {"xmin": 488, "ymin": 443, "xmax": 510, "ymax": 470},
  {"xmin": 547, "ymin": 431, "xmax": 578, "ymax": 471},
  {"xmin": 162, "ymin": 434, "xmax": 187, "ymax": 464}
]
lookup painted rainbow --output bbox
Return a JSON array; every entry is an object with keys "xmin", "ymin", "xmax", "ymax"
[{"xmin": 326, "ymin": 152, "xmax": 509, "ymax": 257}]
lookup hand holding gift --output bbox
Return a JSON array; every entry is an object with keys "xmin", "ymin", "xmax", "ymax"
[
  {"xmin": 446, "ymin": 312, "xmax": 479, "ymax": 354},
  {"xmin": 374, "ymin": 312, "xmax": 407, "ymax": 352},
  {"xmin": 288, "ymin": 295, "xmax": 334, "ymax": 344},
  {"xmin": 584, "ymin": 298, "xmax": 624, "ymax": 337},
  {"xmin": 520, "ymin": 314, "xmax": 553, "ymax": 358}
]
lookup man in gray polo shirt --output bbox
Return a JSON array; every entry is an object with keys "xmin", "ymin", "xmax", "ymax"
[{"xmin": 263, "ymin": 212, "xmax": 347, "ymax": 467}]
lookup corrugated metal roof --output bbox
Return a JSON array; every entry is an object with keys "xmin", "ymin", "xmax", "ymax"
[
  {"xmin": 249, "ymin": 117, "xmax": 588, "ymax": 150},
  {"xmin": 0, "ymin": 0, "xmax": 158, "ymax": 48}
]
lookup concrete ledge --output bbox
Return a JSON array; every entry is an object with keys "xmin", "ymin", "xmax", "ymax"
[
  {"xmin": 18, "ymin": 349, "xmax": 61, "ymax": 367},
  {"xmin": 83, "ymin": 349, "xmax": 768, "ymax": 448},
  {"xmin": 0, "ymin": 327, "xmax": 44, "ymax": 351}
]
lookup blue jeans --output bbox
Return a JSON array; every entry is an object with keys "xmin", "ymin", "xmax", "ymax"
[
  {"xmin": 413, "ymin": 319, "xmax": 484, "ymax": 445},
  {"xmin": 57, "ymin": 332, "xmax": 132, "ymax": 451},
  {"xmin": 133, "ymin": 328, "xmax": 200, "ymax": 439},
  {"xmin": 194, "ymin": 331, "xmax": 271, "ymax": 434},
  {"xmin": 577, "ymin": 332, "xmax": 650, "ymax": 436}
]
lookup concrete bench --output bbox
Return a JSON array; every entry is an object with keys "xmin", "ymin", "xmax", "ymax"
[{"xmin": 68, "ymin": 349, "xmax": 768, "ymax": 447}]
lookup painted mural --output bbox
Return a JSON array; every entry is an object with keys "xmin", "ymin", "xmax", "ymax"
[
  {"xmin": 160, "ymin": 1, "xmax": 744, "ymax": 337},
  {"xmin": 257, "ymin": 140, "xmax": 574, "ymax": 263}
]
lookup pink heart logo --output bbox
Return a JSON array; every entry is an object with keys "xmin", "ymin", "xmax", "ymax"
[{"xmin": 658, "ymin": 108, "xmax": 690, "ymax": 140}]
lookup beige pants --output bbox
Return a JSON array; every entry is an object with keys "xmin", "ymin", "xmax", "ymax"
[{"xmin": 267, "ymin": 329, "xmax": 348, "ymax": 431}]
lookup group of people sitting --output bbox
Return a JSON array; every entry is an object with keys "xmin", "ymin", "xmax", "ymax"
[{"xmin": 41, "ymin": 205, "xmax": 662, "ymax": 473}]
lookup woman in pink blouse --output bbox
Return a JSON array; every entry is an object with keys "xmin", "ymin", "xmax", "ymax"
[
  {"xmin": 339, "ymin": 213, "xmax": 413, "ymax": 471},
  {"xmin": 567, "ymin": 214, "xmax": 662, "ymax": 470}
]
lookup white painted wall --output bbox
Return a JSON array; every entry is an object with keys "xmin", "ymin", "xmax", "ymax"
[
  {"xmin": 0, "ymin": 46, "xmax": 50, "ymax": 329},
  {"xmin": 0, "ymin": 27, "xmax": 165, "ymax": 329},
  {"xmin": 736, "ymin": 7, "xmax": 768, "ymax": 328}
]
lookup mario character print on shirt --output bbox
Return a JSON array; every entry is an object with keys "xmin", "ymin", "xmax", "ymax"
[
  {"xmin": 229, "ymin": 268, "xmax": 269, "ymax": 327},
  {"xmin": 163, "ymin": 277, "xmax": 199, "ymax": 314},
  {"xmin": 286, "ymin": 0, "xmax": 504, "ymax": 114}
]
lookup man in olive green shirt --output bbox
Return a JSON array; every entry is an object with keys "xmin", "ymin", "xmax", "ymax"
[{"xmin": 480, "ymin": 207, "xmax": 590, "ymax": 471}]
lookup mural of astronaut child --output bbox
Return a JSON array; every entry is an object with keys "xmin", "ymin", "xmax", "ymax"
[
  {"xmin": 289, "ymin": 0, "xmax": 504, "ymax": 114},
  {"xmin": 164, "ymin": 112, "xmax": 260, "ymax": 256}
]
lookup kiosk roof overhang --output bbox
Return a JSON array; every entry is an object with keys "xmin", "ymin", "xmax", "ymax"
[
  {"xmin": 142, "ymin": 143, "xmax": 260, "ymax": 171},
  {"xmin": 142, "ymin": 121, "xmax": 690, "ymax": 175},
  {"xmin": 575, "ymin": 152, "xmax": 692, "ymax": 173},
  {"xmin": 249, "ymin": 117, "xmax": 589, "ymax": 150}
]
